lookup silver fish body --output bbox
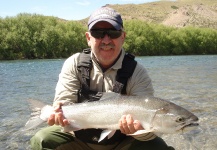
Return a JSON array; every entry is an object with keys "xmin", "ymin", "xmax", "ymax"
[
  {"xmin": 62, "ymin": 95, "xmax": 198, "ymax": 134},
  {"xmin": 24, "ymin": 93, "xmax": 199, "ymax": 141}
]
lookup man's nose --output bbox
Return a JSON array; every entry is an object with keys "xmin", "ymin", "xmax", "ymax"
[{"xmin": 101, "ymin": 34, "xmax": 112, "ymax": 44}]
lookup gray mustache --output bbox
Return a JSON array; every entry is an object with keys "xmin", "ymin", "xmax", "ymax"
[{"xmin": 99, "ymin": 44, "xmax": 115, "ymax": 49}]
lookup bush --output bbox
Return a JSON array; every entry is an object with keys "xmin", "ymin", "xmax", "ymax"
[
  {"xmin": 123, "ymin": 20, "xmax": 217, "ymax": 56},
  {"xmin": 0, "ymin": 15, "xmax": 216, "ymax": 60},
  {"xmin": 0, "ymin": 13, "xmax": 87, "ymax": 60}
]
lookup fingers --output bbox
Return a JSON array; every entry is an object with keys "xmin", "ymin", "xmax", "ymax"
[
  {"xmin": 47, "ymin": 102, "xmax": 69, "ymax": 127},
  {"xmin": 63, "ymin": 119, "xmax": 69, "ymax": 126},
  {"xmin": 119, "ymin": 115, "xmax": 128, "ymax": 134},
  {"xmin": 119, "ymin": 114, "xmax": 137, "ymax": 134},
  {"xmin": 55, "ymin": 112, "xmax": 64, "ymax": 126},
  {"xmin": 133, "ymin": 120, "xmax": 144, "ymax": 130},
  {"xmin": 48, "ymin": 112, "xmax": 69, "ymax": 127},
  {"xmin": 47, "ymin": 114, "xmax": 55, "ymax": 126}
]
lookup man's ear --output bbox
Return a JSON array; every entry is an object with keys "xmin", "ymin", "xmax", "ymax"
[
  {"xmin": 121, "ymin": 31, "xmax": 126, "ymax": 44},
  {"xmin": 85, "ymin": 32, "xmax": 91, "ymax": 46}
]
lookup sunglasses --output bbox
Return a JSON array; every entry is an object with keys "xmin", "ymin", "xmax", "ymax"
[{"xmin": 90, "ymin": 29, "xmax": 122, "ymax": 39}]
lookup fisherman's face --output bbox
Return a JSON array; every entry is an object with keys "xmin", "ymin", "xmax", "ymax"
[{"xmin": 86, "ymin": 21, "xmax": 126, "ymax": 69}]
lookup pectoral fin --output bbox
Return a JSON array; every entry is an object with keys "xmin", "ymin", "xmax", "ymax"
[{"xmin": 98, "ymin": 130, "xmax": 116, "ymax": 142}]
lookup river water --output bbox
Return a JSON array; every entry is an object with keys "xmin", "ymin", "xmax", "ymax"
[{"xmin": 0, "ymin": 55, "xmax": 216, "ymax": 150}]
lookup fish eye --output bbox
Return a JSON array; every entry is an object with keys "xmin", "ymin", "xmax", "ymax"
[{"xmin": 176, "ymin": 117, "xmax": 185, "ymax": 122}]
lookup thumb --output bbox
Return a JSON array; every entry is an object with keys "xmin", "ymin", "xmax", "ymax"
[{"xmin": 53, "ymin": 102, "xmax": 63, "ymax": 111}]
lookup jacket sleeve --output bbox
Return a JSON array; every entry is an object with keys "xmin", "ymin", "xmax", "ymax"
[
  {"xmin": 53, "ymin": 53, "xmax": 80, "ymax": 105},
  {"xmin": 126, "ymin": 63, "xmax": 157, "ymax": 141}
]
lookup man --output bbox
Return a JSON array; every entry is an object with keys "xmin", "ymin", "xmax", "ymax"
[{"xmin": 30, "ymin": 7, "xmax": 173, "ymax": 150}]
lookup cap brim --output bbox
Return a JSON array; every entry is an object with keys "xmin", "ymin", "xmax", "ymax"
[{"xmin": 88, "ymin": 19, "xmax": 122, "ymax": 30}]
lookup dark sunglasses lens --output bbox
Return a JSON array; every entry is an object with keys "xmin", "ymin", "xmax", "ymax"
[
  {"xmin": 108, "ymin": 30, "xmax": 122, "ymax": 39},
  {"xmin": 90, "ymin": 30, "xmax": 122, "ymax": 39},
  {"xmin": 90, "ymin": 30, "xmax": 103, "ymax": 39}
]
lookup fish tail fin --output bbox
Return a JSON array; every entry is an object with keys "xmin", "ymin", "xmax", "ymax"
[
  {"xmin": 23, "ymin": 117, "xmax": 45, "ymax": 131},
  {"xmin": 23, "ymin": 99, "xmax": 50, "ymax": 131}
]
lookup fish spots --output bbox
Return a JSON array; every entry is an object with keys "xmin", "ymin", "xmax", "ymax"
[{"xmin": 145, "ymin": 99, "xmax": 149, "ymax": 103}]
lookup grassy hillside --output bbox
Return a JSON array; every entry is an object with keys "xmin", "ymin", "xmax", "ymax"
[{"xmin": 80, "ymin": 0, "xmax": 217, "ymax": 29}]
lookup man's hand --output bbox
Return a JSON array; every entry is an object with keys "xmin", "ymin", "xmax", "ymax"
[
  {"xmin": 47, "ymin": 102, "xmax": 69, "ymax": 127},
  {"xmin": 119, "ymin": 114, "xmax": 144, "ymax": 134}
]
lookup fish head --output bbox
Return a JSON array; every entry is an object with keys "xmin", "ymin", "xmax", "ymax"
[{"xmin": 151, "ymin": 101, "xmax": 199, "ymax": 134}]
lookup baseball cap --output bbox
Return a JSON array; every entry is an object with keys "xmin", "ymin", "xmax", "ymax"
[{"xmin": 88, "ymin": 7, "xmax": 123, "ymax": 30}]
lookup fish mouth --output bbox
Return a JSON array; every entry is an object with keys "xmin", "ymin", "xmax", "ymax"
[
  {"xmin": 180, "ymin": 122, "xmax": 199, "ymax": 132},
  {"xmin": 182, "ymin": 122, "xmax": 199, "ymax": 129},
  {"xmin": 180, "ymin": 115, "xmax": 199, "ymax": 131}
]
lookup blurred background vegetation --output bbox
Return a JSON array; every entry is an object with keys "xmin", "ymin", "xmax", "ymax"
[
  {"xmin": 0, "ymin": 14, "xmax": 87, "ymax": 60},
  {"xmin": 123, "ymin": 20, "xmax": 217, "ymax": 56},
  {"xmin": 0, "ymin": 0, "xmax": 217, "ymax": 60}
]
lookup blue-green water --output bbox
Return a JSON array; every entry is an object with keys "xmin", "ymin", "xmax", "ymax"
[{"xmin": 0, "ymin": 55, "xmax": 217, "ymax": 150}]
